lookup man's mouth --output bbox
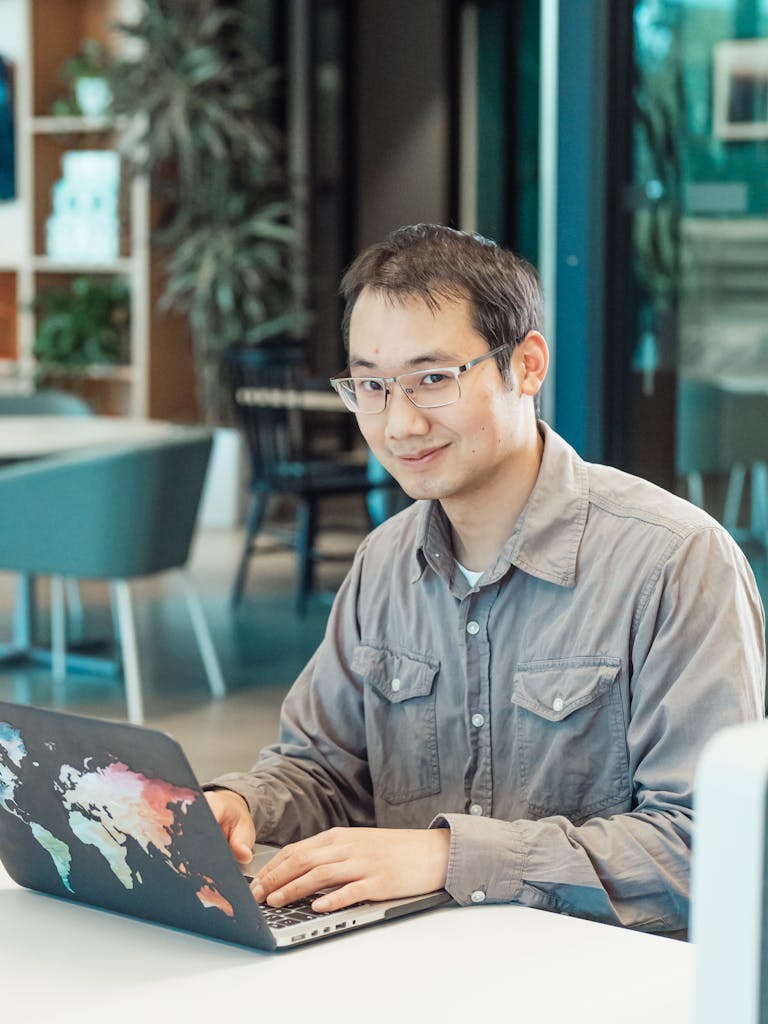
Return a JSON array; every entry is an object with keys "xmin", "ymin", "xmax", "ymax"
[{"xmin": 392, "ymin": 444, "xmax": 449, "ymax": 466}]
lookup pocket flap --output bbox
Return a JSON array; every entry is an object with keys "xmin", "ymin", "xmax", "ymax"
[
  {"xmin": 351, "ymin": 644, "xmax": 439, "ymax": 703},
  {"xmin": 511, "ymin": 657, "xmax": 621, "ymax": 722}
]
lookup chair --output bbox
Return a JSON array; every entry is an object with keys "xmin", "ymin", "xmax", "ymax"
[
  {"xmin": 677, "ymin": 377, "xmax": 768, "ymax": 552},
  {"xmin": 0, "ymin": 429, "xmax": 226, "ymax": 723},
  {"xmin": 0, "ymin": 389, "xmax": 92, "ymax": 416},
  {"xmin": 228, "ymin": 342, "xmax": 399, "ymax": 612},
  {"xmin": 0, "ymin": 388, "xmax": 93, "ymax": 639}
]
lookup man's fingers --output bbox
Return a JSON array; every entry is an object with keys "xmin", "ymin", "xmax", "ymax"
[
  {"xmin": 230, "ymin": 825, "xmax": 256, "ymax": 864},
  {"xmin": 263, "ymin": 863, "xmax": 352, "ymax": 908},
  {"xmin": 311, "ymin": 880, "xmax": 369, "ymax": 913},
  {"xmin": 255, "ymin": 833, "xmax": 346, "ymax": 891},
  {"xmin": 250, "ymin": 827, "xmax": 450, "ymax": 911},
  {"xmin": 205, "ymin": 790, "xmax": 255, "ymax": 863}
]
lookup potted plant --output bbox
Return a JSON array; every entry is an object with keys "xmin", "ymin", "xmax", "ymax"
[
  {"xmin": 107, "ymin": 0, "xmax": 301, "ymax": 425},
  {"xmin": 52, "ymin": 39, "xmax": 113, "ymax": 118},
  {"xmin": 32, "ymin": 276, "xmax": 130, "ymax": 377}
]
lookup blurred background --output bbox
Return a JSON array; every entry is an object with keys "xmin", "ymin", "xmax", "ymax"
[{"xmin": 0, "ymin": 0, "xmax": 766, "ymax": 773}]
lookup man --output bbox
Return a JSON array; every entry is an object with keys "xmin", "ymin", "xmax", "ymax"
[{"xmin": 206, "ymin": 224, "xmax": 765, "ymax": 932}]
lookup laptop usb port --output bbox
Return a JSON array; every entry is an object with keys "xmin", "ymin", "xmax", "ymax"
[
  {"xmin": 291, "ymin": 934, "xmax": 306, "ymax": 943},
  {"xmin": 335, "ymin": 922, "xmax": 347, "ymax": 930}
]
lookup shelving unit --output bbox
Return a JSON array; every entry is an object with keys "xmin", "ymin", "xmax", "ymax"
[{"xmin": 0, "ymin": 0, "xmax": 197, "ymax": 419}]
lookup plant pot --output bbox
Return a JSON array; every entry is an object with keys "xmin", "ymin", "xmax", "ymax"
[{"xmin": 75, "ymin": 76, "xmax": 111, "ymax": 118}]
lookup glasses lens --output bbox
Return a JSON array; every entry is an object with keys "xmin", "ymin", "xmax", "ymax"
[
  {"xmin": 336, "ymin": 378, "xmax": 387, "ymax": 413},
  {"xmin": 399, "ymin": 369, "xmax": 460, "ymax": 408}
]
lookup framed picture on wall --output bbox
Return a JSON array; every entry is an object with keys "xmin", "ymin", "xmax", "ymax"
[
  {"xmin": 0, "ymin": 57, "xmax": 16, "ymax": 201},
  {"xmin": 713, "ymin": 38, "xmax": 768, "ymax": 141}
]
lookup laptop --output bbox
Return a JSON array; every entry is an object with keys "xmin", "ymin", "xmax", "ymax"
[{"xmin": 0, "ymin": 700, "xmax": 452, "ymax": 950}]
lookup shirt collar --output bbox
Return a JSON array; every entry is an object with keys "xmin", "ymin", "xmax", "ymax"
[{"xmin": 413, "ymin": 422, "xmax": 589, "ymax": 588}]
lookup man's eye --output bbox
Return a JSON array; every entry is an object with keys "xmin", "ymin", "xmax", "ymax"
[
  {"xmin": 358, "ymin": 378, "xmax": 384, "ymax": 393},
  {"xmin": 420, "ymin": 372, "xmax": 449, "ymax": 386}
]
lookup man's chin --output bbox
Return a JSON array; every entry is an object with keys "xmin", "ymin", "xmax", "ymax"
[{"xmin": 392, "ymin": 474, "xmax": 448, "ymax": 503}]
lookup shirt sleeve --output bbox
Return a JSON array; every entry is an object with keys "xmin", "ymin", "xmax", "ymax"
[
  {"xmin": 206, "ymin": 537, "xmax": 377, "ymax": 845},
  {"xmin": 431, "ymin": 526, "xmax": 765, "ymax": 932}
]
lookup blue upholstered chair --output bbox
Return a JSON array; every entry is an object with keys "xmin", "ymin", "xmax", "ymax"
[
  {"xmin": 0, "ymin": 428, "xmax": 225, "ymax": 723},
  {"xmin": 0, "ymin": 388, "xmax": 93, "ymax": 638},
  {"xmin": 0, "ymin": 389, "xmax": 92, "ymax": 416}
]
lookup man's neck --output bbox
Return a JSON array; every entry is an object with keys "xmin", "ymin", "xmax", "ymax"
[{"xmin": 443, "ymin": 427, "xmax": 544, "ymax": 572}]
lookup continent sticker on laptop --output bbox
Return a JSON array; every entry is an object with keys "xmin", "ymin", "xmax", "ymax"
[{"xmin": 0, "ymin": 721, "xmax": 234, "ymax": 917}]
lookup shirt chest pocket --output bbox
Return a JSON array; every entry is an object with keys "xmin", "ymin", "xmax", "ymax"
[
  {"xmin": 352, "ymin": 644, "xmax": 440, "ymax": 805},
  {"xmin": 511, "ymin": 657, "xmax": 629, "ymax": 824}
]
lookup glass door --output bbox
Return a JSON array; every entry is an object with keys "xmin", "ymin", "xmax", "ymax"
[{"xmin": 607, "ymin": 0, "xmax": 768, "ymax": 595}]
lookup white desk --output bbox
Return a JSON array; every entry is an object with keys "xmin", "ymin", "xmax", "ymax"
[
  {"xmin": 0, "ymin": 415, "xmax": 175, "ymax": 460},
  {"xmin": 0, "ymin": 862, "xmax": 693, "ymax": 1024}
]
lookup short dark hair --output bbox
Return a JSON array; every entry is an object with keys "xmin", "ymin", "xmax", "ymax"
[{"xmin": 339, "ymin": 224, "xmax": 544, "ymax": 383}]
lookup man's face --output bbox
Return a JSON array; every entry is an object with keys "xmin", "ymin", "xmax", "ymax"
[{"xmin": 347, "ymin": 288, "xmax": 537, "ymax": 507}]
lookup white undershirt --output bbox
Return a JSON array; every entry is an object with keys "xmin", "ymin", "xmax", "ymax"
[{"xmin": 455, "ymin": 560, "xmax": 485, "ymax": 587}]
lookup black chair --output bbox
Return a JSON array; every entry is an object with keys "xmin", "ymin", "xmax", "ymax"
[{"xmin": 228, "ymin": 342, "xmax": 399, "ymax": 612}]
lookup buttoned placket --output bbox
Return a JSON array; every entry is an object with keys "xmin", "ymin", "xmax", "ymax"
[{"xmin": 457, "ymin": 582, "xmax": 498, "ymax": 819}]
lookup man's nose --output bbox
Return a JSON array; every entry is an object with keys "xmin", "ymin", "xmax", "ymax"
[{"xmin": 384, "ymin": 384, "xmax": 430, "ymax": 439}]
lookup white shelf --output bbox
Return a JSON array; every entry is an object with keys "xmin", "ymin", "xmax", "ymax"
[
  {"xmin": 31, "ymin": 257, "xmax": 134, "ymax": 274},
  {"xmin": 30, "ymin": 115, "xmax": 117, "ymax": 135},
  {"xmin": 1, "ymin": 0, "xmax": 189, "ymax": 419}
]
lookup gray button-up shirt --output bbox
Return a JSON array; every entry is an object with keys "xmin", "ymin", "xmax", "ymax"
[{"xmin": 212, "ymin": 423, "xmax": 765, "ymax": 932}]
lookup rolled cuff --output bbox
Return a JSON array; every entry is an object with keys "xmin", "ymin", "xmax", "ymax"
[{"xmin": 429, "ymin": 812, "xmax": 527, "ymax": 905}]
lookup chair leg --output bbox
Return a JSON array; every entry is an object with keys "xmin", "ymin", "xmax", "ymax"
[
  {"xmin": 179, "ymin": 570, "xmax": 226, "ymax": 700},
  {"xmin": 232, "ymin": 491, "xmax": 268, "ymax": 607},
  {"xmin": 64, "ymin": 578, "xmax": 84, "ymax": 643},
  {"xmin": 13, "ymin": 574, "xmax": 35, "ymax": 650},
  {"xmin": 112, "ymin": 579, "xmax": 144, "ymax": 725},
  {"xmin": 751, "ymin": 462, "xmax": 768, "ymax": 548},
  {"xmin": 109, "ymin": 582, "xmax": 122, "ymax": 646},
  {"xmin": 50, "ymin": 576, "xmax": 67, "ymax": 691},
  {"xmin": 686, "ymin": 471, "xmax": 704, "ymax": 510},
  {"xmin": 724, "ymin": 463, "xmax": 746, "ymax": 532},
  {"xmin": 295, "ymin": 498, "xmax": 318, "ymax": 615}
]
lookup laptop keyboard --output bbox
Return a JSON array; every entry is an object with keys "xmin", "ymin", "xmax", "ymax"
[
  {"xmin": 243, "ymin": 874, "xmax": 369, "ymax": 929},
  {"xmin": 262, "ymin": 895, "xmax": 369, "ymax": 929},
  {"xmin": 262, "ymin": 896, "xmax": 333, "ymax": 929}
]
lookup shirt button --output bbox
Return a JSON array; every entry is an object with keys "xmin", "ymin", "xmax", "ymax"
[
  {"xmin": 471, "ymin": 713, "xmax": 485, "ymax": 728},
  {"xmin": 552, "ymin": 696, "xmax": 564, "ymax": 713},
  {"xmin": 466, "ymin": 620, "xmax": 480, "ymax": 636},
  {"xmin": 469, "ymin": 803, "xmax": 483, "ymax": 816},
  {"xmin": 391, "ymin": 678, "xmax": 401, "ymax": 692},
  {"xmin": 470, "ymin": 890, "xmax": 486, "ymax": 904}
]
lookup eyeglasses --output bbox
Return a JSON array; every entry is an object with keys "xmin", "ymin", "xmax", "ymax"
[{"xmin": 329, "ymin": 343, "xmax": 511, "ymax": 414}]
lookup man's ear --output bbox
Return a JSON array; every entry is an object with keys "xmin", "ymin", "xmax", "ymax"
[{"xmin": 516, "ymin": 331, "xmax": 549, "ymax": 397}]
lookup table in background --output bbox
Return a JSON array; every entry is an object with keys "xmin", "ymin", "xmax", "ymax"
[
  {"xmin": 234, "ymin": 384, "xmax": 344, "ymax": 412},
  {"xmin": 0, "ymin": 415, "xmax": 175, "ymax": 461},
  {"xmin": 0, "ymin": 862, "xmax": 693, "ymax": 1024}
]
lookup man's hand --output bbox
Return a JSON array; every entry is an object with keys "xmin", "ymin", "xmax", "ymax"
[
  {"xmin": 250, "ymin": 827, "xmax": 450, "ymax": 912},
  {"xmin": 205, "ymin": 789, "xmax": 256, "ymax": 864}
]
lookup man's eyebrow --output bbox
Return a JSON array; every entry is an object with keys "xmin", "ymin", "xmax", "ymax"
[{"xmin": 348, "ymin": 350, "xmax": 459, "ymax": 372}]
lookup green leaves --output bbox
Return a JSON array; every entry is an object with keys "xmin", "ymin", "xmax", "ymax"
[
  {"xmin": 107, "ymin": 0, "xmax": 297, "ymax": 421},
  {"xmin": 33, "ymin": 277, "xmax": 130, "ymax": 371}
]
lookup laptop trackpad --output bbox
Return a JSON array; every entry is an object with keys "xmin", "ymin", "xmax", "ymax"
[{"xmin": 241, "ymin": 844, "xmax": 280, "ymax": 874}]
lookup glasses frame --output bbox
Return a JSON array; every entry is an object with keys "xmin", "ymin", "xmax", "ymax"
[{"xmin": 329, "ymin": 342, "xmax": 512, "ymax": 414}]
